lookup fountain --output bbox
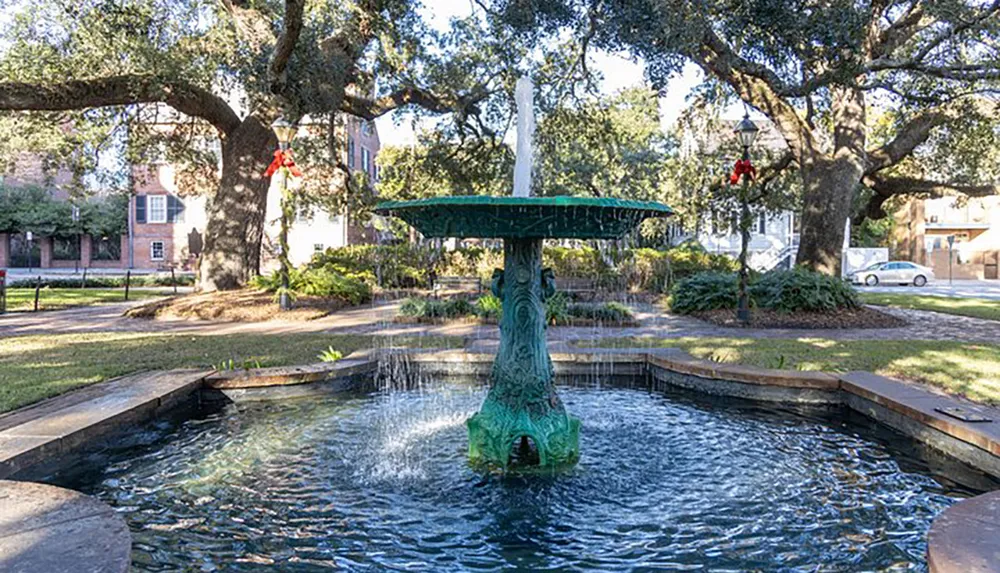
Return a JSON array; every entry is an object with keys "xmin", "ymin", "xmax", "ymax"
[{"xmin": 375, "ymin": 77, "xmax": 673, "ymax": 468}]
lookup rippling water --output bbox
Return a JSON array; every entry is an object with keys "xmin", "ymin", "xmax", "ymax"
[{"xmin": 51, "ymin": 383, "xmax": 989, "ymax": 572}]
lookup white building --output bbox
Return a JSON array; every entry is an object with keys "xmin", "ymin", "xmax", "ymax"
[{"xmin": 674, "ymin": 115, "xmax": 800, "ymax": 271}]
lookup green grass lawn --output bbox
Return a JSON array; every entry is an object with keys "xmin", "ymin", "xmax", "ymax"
[
  {"xmin": 0, "ymin": 332, "xmax": 462, "ymax": 414},
  {"xmin": 3, "ymin": 287, "xmax": 169, "ymax": 312},
  {"xmin": 861, "ymin": 292, "xmax": 1000, "ymax": 322},
  {"xmin": 579, "ymin": 336, "xmax": 1000, "ymax": 405}
]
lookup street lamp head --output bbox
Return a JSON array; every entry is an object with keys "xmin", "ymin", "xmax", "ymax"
[
  {"xmin": 734, "ymin": 113, "xmax": 760, "ymax": 150},
  {"xmin": 271, "ymin": 117, "xmax": 298, "ymax": 148}
]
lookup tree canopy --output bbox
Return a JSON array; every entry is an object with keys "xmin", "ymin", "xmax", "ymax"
[
  {"xmin": 0, "ymin": 0, "xmax": 520, "ymax": 288},
  {"xmin": 490, "ymin": 0, "xmax": 1000, "ymax": 273}
]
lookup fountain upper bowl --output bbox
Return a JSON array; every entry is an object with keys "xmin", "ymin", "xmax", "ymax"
[{"xmin": 374, "ymin": 196, "xmax": 673, "ymax": 240}]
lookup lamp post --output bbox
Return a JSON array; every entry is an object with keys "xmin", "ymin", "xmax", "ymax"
[
  {"xmin": 271, "ymin": 117, "xmax": 299, "ymax": 311},
  {"xmin": 733, "ymin": 113, "xmax": 760, "ymax": 325}
]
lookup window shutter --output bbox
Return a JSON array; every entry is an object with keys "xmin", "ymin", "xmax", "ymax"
[
  {"xmin": 167, "ymin": 195, "xmax": 185, "ymax": 223},
  {"xmin": 135, "ymin": 195, "xmax": 147, "ymax": 224}
]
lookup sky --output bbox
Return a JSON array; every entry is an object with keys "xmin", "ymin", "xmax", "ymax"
[{"xmin": 374, "ymin": 0, "xmax": 708, "ymax": 147}]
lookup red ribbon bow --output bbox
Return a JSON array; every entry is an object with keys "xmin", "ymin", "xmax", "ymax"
[
  {"xmin": 263, "ymin": 149, "xmax": 303, "ymax": 178},
  {"xmin": 729, "ymin": 158, "xmax": 756, "ymax": 185}
]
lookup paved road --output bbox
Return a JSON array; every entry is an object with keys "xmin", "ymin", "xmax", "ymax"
[
  {"xmin": 4, "ymin": 298, "xmax": 1000, "ymax": 344},
  {"xmin": 858, "ymin": 279, "xmax": 1000, "ymax": 300}
]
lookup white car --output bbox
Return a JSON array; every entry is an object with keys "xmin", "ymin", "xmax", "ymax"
[{"xmin": 849, "ymin": 261, "xmax": 935, "ymax": 287}]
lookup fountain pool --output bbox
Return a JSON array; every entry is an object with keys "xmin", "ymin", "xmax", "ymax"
[{"xmin": 40, "ymin": 377, "xmax": 991, "ymax": 572}]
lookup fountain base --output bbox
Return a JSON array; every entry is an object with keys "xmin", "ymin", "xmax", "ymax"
[
  {"xmin": 464, "ymin": 237, "xmax": 580, "ymax": 470},
  {"xmin": 467, "ymin": 397, "xmax": 580, "ymax": 469}
]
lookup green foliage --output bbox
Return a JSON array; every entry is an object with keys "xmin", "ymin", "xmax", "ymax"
[
  {"xmin": 311, "ymin": 245, "xmax": 437, "ymax": 289},
  {"xmin": 669, "ymin": 272, "xmax": 739, "ymax": 314},
  {"xmin": 545, "ymin": 291, "xmax": 571, "ymax": 324},
  {"xmin": 215, "ymin": 357, "xmax": 263, "ymax": 372},
  {"xmin": 317, "ymin": 347, "xmax": 343, "ymax": 363},
  {"xmin": 376, "ymin": 139, "xmax": 514, "ymax": 201},
  {"xmin": 566, "ymin": 301, "xmax": 633, "ymax": 324},
  {"xmin": 475, "ymin": 293, "xmax": 503, "ymax": 321},
  {"xmin": 399, "ymin": 297, "xmax": 475, "ymax": 319},
  {"xmin": 534, "ymin": 87, "xmax": 670, "ymax": 200},
  {"xmin": 671, "ymin": 268, "xmax": 860, "ymax": 314},
  {"xmin": 851, "ymin": 215, "xmax": 895, "ymax": 248},
  {"xmin": 750, "ymin": 269, "xmax": 860, "ymax": 313},
  {"xmin": 0, "ymin": 186, "xmax": 127, "ymax": 237},
  {"xmin": 8, "ymin": 274, "xmax": 195, "ymax": 288},
  {"xmin": 251, "ymin": 267, "xmax": 372, "ymax": 305}
]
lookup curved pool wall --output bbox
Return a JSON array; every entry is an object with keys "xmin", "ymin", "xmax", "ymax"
[
  {"xmin": 4, "ymin": 347, "xmax": 1000, "ymax": 571},
  {"xmin": 41, "ymin": 382, "xmax": 990, "ymax": 571}
]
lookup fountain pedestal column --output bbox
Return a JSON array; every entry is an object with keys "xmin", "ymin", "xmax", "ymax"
[{"xmin": 467, "ymin": 238, "xmax": 580, "ymax": 468}]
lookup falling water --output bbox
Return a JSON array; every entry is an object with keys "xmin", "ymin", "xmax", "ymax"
[{"xmin": 513, "ymin": 76, "xmax": 535, "ymax": 198}]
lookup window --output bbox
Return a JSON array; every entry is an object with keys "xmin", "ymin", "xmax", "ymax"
[
  {"xmin": 314, "ymin": 243, "xmax": 325, "ymax": 253},
  {"xmin": 167, "ymin": 195, "xmax": 185, "ymax": 223},
  {"xmin": 361, "ymin": 120, "xmax": 374, "ymax": 136},
  {"xmin": 150, "ymin": 240, "xmax": 165, "ymax": 261},
  {"xmin": 52, "ymin": 236, "xmax": 81, "ymax": 261},
  {"xmin": 361, "ymin": 147, "xmax": 371, "ymax": 173},
  {"xmin": 348, "ymin": 137, "xmax": 356, "ymax": 169},
  {"xmin": 757, "ymin": 213, "xmax": 767, "ymax": 234},
  {"xmin": 92, "ymin": 236, "xmax": 121, "ymax": 261},
  {"xmin": 148, "ymin": 195, "xmax": 167, "ymax": 223}
]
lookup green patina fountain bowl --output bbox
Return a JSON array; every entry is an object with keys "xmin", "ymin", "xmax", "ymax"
[{"xmin": 374, "ymin": 196, "xmax": 673, "ymax": 240}]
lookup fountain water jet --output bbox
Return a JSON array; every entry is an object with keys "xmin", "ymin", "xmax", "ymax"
[{"xmin": 375, "ymin": 77, "xmax": 673, "ymax": 469}]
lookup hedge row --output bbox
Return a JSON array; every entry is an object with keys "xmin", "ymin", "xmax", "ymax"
[
  {"xmin": 670, "ymin": 268, "xmax": 861, "ymax": 314},
  {"xmin": 304, "ymin": 242, "xmax": 736, "ymax": 293}
]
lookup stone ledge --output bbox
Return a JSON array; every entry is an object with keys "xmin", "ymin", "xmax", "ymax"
[
  {"xmin": 645, "ymin": 348, "xmax": 839, "ymax": 390},
  {"xmin": 0, "ymin": 480, "xmax": 131, "ymax": 573},
  {"xmin": 928, "ymin": 490, "xmax": 1000, "ymax": 573},
  {"xmin": 204, "ymin": 359, "xmax": 377, "ymax": 389},
  {"xmin": 840, "ymin": 372, "xmax": 1000, "ymax": 459},
  {"xmin": 0, "ymin": 369, "xmax": 209, "ymax": 479}
]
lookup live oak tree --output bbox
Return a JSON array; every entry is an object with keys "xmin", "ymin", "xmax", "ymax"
[
  {"xmin": 534, "ymin": 87, "xmax": 670, "ymax": 200},
  {"xmin": 0, "ymin": 0, "xmax": 510, "ymax": 289},
  {"xmin": 490, "ymin": 0, "xmax": 1000, "ymax": 273}
]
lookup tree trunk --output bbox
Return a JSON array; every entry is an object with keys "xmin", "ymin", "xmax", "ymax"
[
  {"xmin": 198, "ymin": 116, "xmax": 277, "ymax": 291},
  {"xmin": 795, "ymin": 86, "xmax": 866, "ymax": 275}
]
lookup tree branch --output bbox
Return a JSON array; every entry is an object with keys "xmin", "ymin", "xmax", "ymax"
[
  {"xmin": 870, "ymin": 1, "xmax": 928, "ymax": 59},
  {"xmin": 858, "ymin": 173, "xmax": 998, "ymax": 221},
  {"xmin": 340, "ymin": 85, "xmax": 494, "ymax": 121},
  {"xmin": 269, "ymin": 0, "xmax": 306, "ymax": 95},
  {"xmin": 865, "ymin": 105, "xmax": 960, "ymax": 173},
  {"xmin": 691, "ymin": 30, "xmax": 815, "ymax": 158},
  {"xmin": 0, "ymin": 75, "xmax": 242, "ymax": 134}
]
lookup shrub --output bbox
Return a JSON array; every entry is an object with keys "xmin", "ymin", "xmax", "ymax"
[
  {"xmin": 399, "ymin": 297, "xmax": 475, "ymax": 319},
  {"xmin": 475, "ymin": 293, "xmax": 502, "ymax": 321},
  {"xmin": 545, "ymin": 291, "xmax": 571, "ymax": 324},
  {"xmin": 251, "ymin": 267, "xmax": 372, "ymax": 305},
  {"xmin": 670, "ymin": 271, "xmax": 739, "ymax": 314},
  {"xmin": 750, "ymin": 268, "xmax": 860, "ymax": 313},
  {"xmin": 312, "ymin": 244, "xmax": 436, "ymax": 288},
  {"xmin": 566, "ymin": 301, "xmax": 634, "ymax": 324},
  {"xmin": 666, "ymin": 244, "xmax": 737, "ymax": 281},
  {"xmin": 8, "ymin": 274, "xmax": 196, "ymax": 288},
  {"xmin": 542, "ymin": 246, "xmax": 611, "ymax": 281},
  {"xmin": 616, "ymin": 248, "xmax": 673, "ymax": 293}
]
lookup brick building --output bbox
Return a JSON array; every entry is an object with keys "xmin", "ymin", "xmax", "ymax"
[
  {"xmin": 893, "ymin": 196, "xmax": 1000, "ymax": 280},
  {"xmin": 0, "ymin": 115, "xmax": 381, "ymax": 272}
]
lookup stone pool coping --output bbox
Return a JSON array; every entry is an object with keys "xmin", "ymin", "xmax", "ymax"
[
  {"xmin": 0, "ymin": 480, "xmax": 130, "ymax": 573},
  {"xmin": 0, "ymin": 346, "xmax": 997, "ymax": 571}
]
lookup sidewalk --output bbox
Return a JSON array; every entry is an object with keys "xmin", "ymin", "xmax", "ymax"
[{"xmin": 4, "ymin": 299, "xmax": 1000, "ymax": 344}]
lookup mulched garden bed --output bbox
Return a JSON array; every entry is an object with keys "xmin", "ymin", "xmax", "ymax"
[
  {"xmin": 690, "ymin": 306, "xmax": 908, "ymax": 329},
  {"xmin": 125, "ymin": 289, "xmax": 353, "ymax": 322}
]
